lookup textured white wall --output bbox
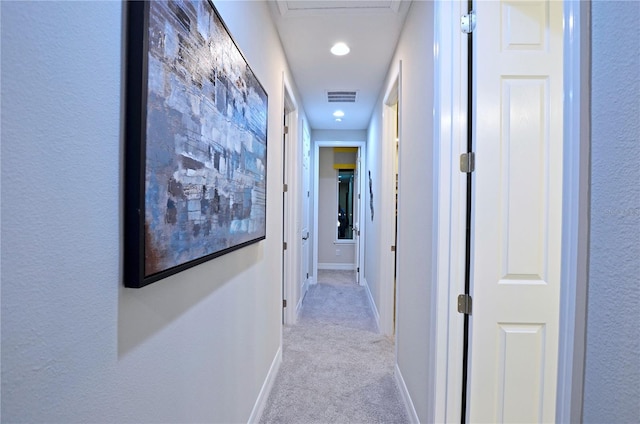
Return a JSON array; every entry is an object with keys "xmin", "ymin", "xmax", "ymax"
[
  {"xmin": 313, "ymin": 129, "xmax": 367, "ymax": 143},
  {"xmin": 381, "ymin": 2, "xmax": 436, "ymax": 421},
  {"xmin": 1, "ymin": 1, "xmax": 297, "ymax": 422},
  {"xmin": 583, "ymin": 2, "xmax": 640, "ymax": 422},
  {"xmin": 365, "ymin": 111, "xmax": 383, "ymax": 309},
  {"xmin": 365, "ymin": 75, "xmax": 398, "ymax": 337}
]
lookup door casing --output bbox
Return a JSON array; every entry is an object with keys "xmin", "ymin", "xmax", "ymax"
[
  {"xmin": 282, "ymin": 74, "xmax": 300, "ymax": 326},
  {"xmin": 300, "ymin": 124, "xmax": 312, "ymax": 307},
  {"xmin": 312, "ymin": 141, "xmax": 366, "ymax": 287},
  {"xmin": 379, "ymin": 68, "xmax": 401, "ymax": 338},
  {"xmin": 431, "ymin": 1, "xmax": 590, "ymax": 422}
]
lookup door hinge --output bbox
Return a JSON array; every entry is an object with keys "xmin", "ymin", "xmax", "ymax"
[
  {"xmin": 283, "ymin": 184, "xmax": 288, "ymax": 192},
  {"xmin": 283, "ymin": 299, "xmax": 287, "ymax": 308},
  {"xmin": 284, "ymin": 125, "xmax": 289, "ymax": 135},
  {"xmin": 461, "ymin": 11, "xmax": 476, "ymax": 34},
  {"xmin": 357, "ymin": 267, "xmax": 360, "ymax": 273},
  {"xmin": 307, "ymin": 273, "xmax": 309, "ymax": 279},
  {"xmin": 391, "ymin": 245, "xmax": 396, "ymax": 252},
  {"xmin": 283, "ymin": 242, "xmax": 287, "ymax": 250},
  {"xmin": 460, "ymin": 152, "xmax": 475, "ymax": 173},
  {"xmin": 458, "ymin": 294, "xmax": 472, "ymax": 315}
]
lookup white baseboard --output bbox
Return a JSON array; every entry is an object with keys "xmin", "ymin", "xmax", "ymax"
[
  {"xmin": 395, "ymin": 363, "xmax": 420, "ymax": 424},
  {"xmin": 248, "ymin": 347, "xmax": 282, "ymax": 423},
  {"xmin": 296, "ymin": 278, "xmax": 310, "ymax": 318},
  {"xmin": 317, "ymin": 262, "xmax": 355, "ymax": 271},
  {"xmin": 302, "ymin": 276, "xmax": 310, "ymax": 297},
  {"xmin": 362, "ymin": 277, "xmax": 381, "ymax": 333}
]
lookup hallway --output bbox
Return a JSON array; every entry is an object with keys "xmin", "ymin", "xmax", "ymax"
[
  {"xmin": 2, "ymin": 1, "xmax": 638, "ymax": 422},
  {"xmin": 260, "ymin": 270, "xmax": 408, "ymax": 423}
]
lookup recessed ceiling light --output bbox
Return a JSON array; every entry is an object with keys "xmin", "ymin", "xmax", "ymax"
[
  {"xmin": 333, "ymin": 110, "xmax": 345, "ymax": 118},
  {"xmin": 330, "ymin": 42, "xmax": 350, "ymax": 56},
  {"xmin": 335, "ymin": 118, "xmax": 343, "ymax": 122}
]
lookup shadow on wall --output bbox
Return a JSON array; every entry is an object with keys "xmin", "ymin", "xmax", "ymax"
[
  {"xmin": 115, "ymin": 5, "xmax": 265, "ymax": 357},
  {"xmin": 117, "ymin": 243, "xmax": 264, "ymax": 357}
]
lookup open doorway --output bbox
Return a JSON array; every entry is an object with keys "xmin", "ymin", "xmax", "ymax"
[{"xmin": 313, "ymin": 142, "xmax": 366, "ymax": 288}]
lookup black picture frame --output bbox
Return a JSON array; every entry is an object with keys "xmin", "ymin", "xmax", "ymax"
[{"xmin": 124, "ymin": 0, "xmax": 268, "ymax": 288}]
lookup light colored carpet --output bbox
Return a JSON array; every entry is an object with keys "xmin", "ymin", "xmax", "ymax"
[{"xmin": 259, "ymin": 270, "xmax": 409, "ymax": 424}]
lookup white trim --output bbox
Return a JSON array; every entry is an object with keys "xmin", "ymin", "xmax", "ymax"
[
  {"xmin": 248, "ymin": 347, "xmax": 282, "ymax": 424},
  {"xmin": 300, "ymin": 121, "xmax": 312, "ymax": 315},
  {"xmin": 296, "ymin": 282, "xmax": 306, "ymax": 316},
  {"xmin": 312, "ymin": 141, "xmax": 367, "ymax": 292},
  {"xmin": 433, "ymin": 1, "xmax": 467, "ymax": 422},
  {"xmin": 282, "ymin": 73, "xmax": 300, "ymax": 326},
  {"xmin": 395, "ymin": 363, "xmax": 420, "ymax": 424},
  {"xmin": 556, "ymin": 1, "xmax": 589, "ymax": 422},
  {"xmin": 362, "ymin": 277, "xmax": 381, "ymax": 332},
  {"xmin": 432, "ymin": 0, "xmax": 585, "ymax": 421},
  {"xmin": 379, "ymin": 63, "xmax": 401, "ymax": 338},
  {"xmin": 334, "ymin": 239, "xmax": 356, "ymax": 245},
  {"xmin": 299, "ymin": 270, "xmax": 310, "ymax": 311},
  {"xmin": 317, "ymin": 262, "xmax": 355, "ymax": 271}
]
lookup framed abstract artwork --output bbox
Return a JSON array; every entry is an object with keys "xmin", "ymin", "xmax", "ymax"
[{"xmin": 124, "ymin": 0, "xmax": 268, "ymax": 288}]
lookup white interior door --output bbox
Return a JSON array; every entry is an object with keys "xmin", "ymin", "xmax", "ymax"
[
  {"xmin": 469, "ymin": 1, "xmax": 563, "ymax": 422},
  {"xmin": 281, "ymin": 110, "xmax": 289, "ymax": 324},
  {"xmin": 301, "ymin": 125, "xmax": 311, "ymax": 293},
  {"xmin": 353, "ymin": 148, "xmax": 361, "ymax": 284}
]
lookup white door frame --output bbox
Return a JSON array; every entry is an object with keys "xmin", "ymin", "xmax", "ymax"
[
  {"xmin": 283, "ymin": 73, "xmax": 300, "ymax": 326},
  {"xmin": 380, "ymin": 67, "xmax": 401, "ymax": 338},
  {"xmin": 299, "ymin": 123, "xmax": 312, "ymax": 309},
  {"xmin": 432, "ymin": 2, "xmax": 468, "ymax": 421},
  {"xmin": 431, "ymin": 1, "xmax": 589, "ymax": 422},
  {"xmin": 313, "ymin": 141, "xmax": 366, "ymax": 286},
  {"xmin": 555, "ymin": 1, "xmax": 591, "ymax": 420}
]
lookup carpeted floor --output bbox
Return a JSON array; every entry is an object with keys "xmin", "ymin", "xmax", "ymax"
[{"xmin": 259, "ymin": 270, "xmax": 410, "ymax": 424}]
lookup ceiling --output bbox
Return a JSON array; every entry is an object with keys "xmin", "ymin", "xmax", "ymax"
[{"xmin": 268, "ymin": 0, "xmax": 411, "ymax": 130}]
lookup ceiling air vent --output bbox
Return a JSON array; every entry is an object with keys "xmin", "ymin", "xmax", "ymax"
[{"xmin": 327, "ymin": 90, "xmax": 358, "ymax": 103}]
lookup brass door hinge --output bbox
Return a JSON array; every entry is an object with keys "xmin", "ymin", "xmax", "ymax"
[
  {"xmin": 460, "ymin": 152, "xmax": 475, "ymax": 173},
  {"xmin": 457, "ymin": 294, "xmax": 472, "ymax": 315}
]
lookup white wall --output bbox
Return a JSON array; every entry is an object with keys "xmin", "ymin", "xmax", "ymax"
[
  {"xmin": 312, "ymin": 129, "xmax": 367, "ymax": 143},
  {"xmin": 0, "ymin": 1, "xmax": 302, "ymax": 422},
  {"xmin": 396, "ymin": 3, "xmax": 436, "ymax": 419},
  {"xmin": 365, "ymin": 114, "xmax": 383, "ymax": 310},
  {"xmin": 370, "ymin": 2, "xmax": 436, "ymax": 421},
  {"xmin": 366, "ymin": 73, "xmax": 399, "ymax": 337},
  {"xmin": 583, "ymin": 2, "xmax": 640, "ymax": 422}
]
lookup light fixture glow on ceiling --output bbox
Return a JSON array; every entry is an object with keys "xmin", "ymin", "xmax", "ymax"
[
  {"xmin": 333, "ymin": 110, "xmax": 345, "ymax": 118},
  {"xmin": 330, "ymin": 42, "xmax": 350, "ymax": 56},
  {"xmin": 335, "ymin": 118, "xmax": 343, "ymax": 122}
]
